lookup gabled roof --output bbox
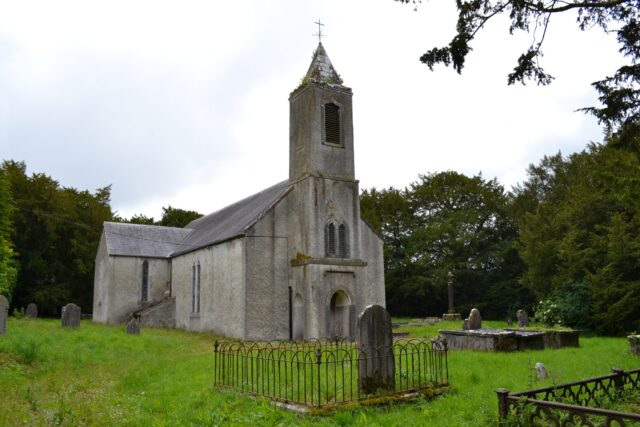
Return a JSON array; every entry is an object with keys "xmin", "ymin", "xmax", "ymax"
[
  {"xmin": 304, "ymin": 42, "xmax": 344, "ymax": 87},
  {"xmin": 103, "ymin": 222, "xmax": 193, "ymax": 258},
  {"xmin": 170, "ymin": 180, "xmax": 291, "ymax": 256}
]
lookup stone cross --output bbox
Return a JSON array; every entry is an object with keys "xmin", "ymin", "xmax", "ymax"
[
  {"xmin": 126, "ymin": 317, "xmax": 140, "ymax": 335},
  {"xmin": 517, "ymin": 309, "xmax": 529, "ymax": 327},
  {"xmin": 468, "ymin": 308, "xmax": 482, "ymax": 330},
  {"xmin": 0, "ymin": 295, "xmax": 8, "ymax": 335},
  {"xmin": 26, "ymin": 303, "xmax": 38, "ymax": 319},
  {"xmin": 358, "ymin": 305, "xmax": 395, "ymax": 393},
  {"xmin": 61, "ymin": 303, "xmax": 81, "ymax": 328},
  {"xmin": 447, "ymin": 271, "xmax": 455, "ymax": 313}
]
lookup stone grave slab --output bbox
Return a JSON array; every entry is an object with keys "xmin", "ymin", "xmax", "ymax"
[
  {"xmin": 61, "ymin": 303, "xmax": 81, "ymax": 328},
  {"xmin": 358, "ymin": 305, "xmax": 394, "ymax": 393}
]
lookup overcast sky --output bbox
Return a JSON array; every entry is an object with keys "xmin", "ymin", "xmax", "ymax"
[{"xmin": 0, "ymin": 1, "xmax": 622, "ymax": 220}]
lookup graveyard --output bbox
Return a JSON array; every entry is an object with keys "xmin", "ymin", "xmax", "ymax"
[{"xmin": 0, "ymin": 312, "xmax": 637, "ymax": 426}]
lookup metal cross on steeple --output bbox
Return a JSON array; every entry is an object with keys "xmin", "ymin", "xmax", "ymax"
[{"xmin": 313, "ymin": 19, "xmax": 326, "ymax": 43}]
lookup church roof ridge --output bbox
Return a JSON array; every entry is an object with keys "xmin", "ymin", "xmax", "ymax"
[
  {"xmin": 170, "ymin": 179, "xmax": 291, "ymax": 256},
  {"xmin": 303, "ymin": 42, "xmax": 344, "ymax": 87}
]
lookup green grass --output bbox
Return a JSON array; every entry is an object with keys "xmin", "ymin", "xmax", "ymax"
[{"xmin": 0, "ymin": 318, "xmax": 637, "ymax": 426}]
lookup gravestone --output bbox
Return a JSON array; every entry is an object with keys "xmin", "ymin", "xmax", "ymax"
[
  {"xmin": 0, "ymin": 295, "xmax": 8, "ymax": 335},
  {"xmin": 26, "ymin": 303, "xmax": 38, "ymax": 319},
  {"xmin": 126, "ymin": 317, "xmax": 140, "ymax": 335},
  {"xmin": 468, "ymin": 308, "xmax": 482, "ymax": 330},
  {"xmin": 61, "ymin": 303, "xmax": 81, "ymax": 328},
  {"xmin": 462, "ymin": 319, "xmax": 470, "ymax": 330},
  {"xmin": 516, "ymin": 309, "xmax": 529, "ymax": 328},
  {"xmin": 535, "ymin": 362, "xmax": 547, "ymax": 380},
  {"xmin": 357, "ymin": 305, "xmax": 394, "ymax": 393}
]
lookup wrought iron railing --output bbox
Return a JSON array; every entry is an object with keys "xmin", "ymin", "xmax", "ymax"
[
  {"xmin": 497, "ymin": 368, "xmax": 640, "ymax": 426},
  {"xmin": 213, "ymin": 338, "xmax": 448, "ymax": 408}
]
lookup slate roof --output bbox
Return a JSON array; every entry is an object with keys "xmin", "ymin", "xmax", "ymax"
[
  {"xmin": 304, "ymin": 43, "xmax": 344, "ymax": 87},
  {"xmin": 103, "ymin": 222, "xmax": 193, "ymax": 258},
  {"xmin": 170, "ymin": 180, "xmax": 291, "ymax": 256}
]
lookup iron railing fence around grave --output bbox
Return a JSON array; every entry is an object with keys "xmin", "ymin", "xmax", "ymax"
[
  {"xmin": 497, "ymin": 368, "xmax": 640, "ymax": 426},
  {"xmin": 213, "ymin": 338, "xmax": 448, "ymax": 408}
]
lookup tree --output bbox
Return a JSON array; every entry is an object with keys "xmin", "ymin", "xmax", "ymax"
[
  {"xmin": 361, "ymin": 172, "xmax": 529, "ymax": 318},
  {"xmin": 514, "ymin": 134, "xmax": 640, "ymax": 334},
  {"xmin": 400, "ymin": 0, "xmax": 640, "ymax": 132},
  {"xmin": 158, "ymin": 206, "xmax": 202, "ymax": 228},
  {"xmin": 2, "ymin": 161, "xmax": 114, "ymax": 315},
  {"xmin": 0, "ymin": 169, "xmax": 18, "ymax": 299}
]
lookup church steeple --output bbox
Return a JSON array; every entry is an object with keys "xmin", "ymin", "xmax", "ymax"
[
  {"xmin": 304, "ymin": 43, "xmax": 344, "ymax": 87},
  {"xmin": 289, "ymin": 43, "xmax": 354, "ymax": 182}
]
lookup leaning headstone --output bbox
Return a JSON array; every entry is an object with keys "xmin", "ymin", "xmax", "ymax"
[
  {"xmin": 358, "ymin": 305, "xmax": 395, "ymax": 393},
  {"xmin": 25, "ymin": 303, "xmax": 38, "ymax": 319},
  {"xmin": 0, "ymin": 295, "xmax": 8, "ymax": 335},
  {"xmin": 535, "ymin": 362, "xmax": 548, "ymax": 380},
  {"xmin": 126, "ymin": 317, "xmax": 140, "ymax": 335},
  {"xmin": 468, "ymin": 308, "xmax": 482, "ymax": 330},
  {"xmin": 517, "ymin": 309, "xmax": 529, "ymax": 328},
  {"xmin": 61, "ymin": 303, "xmax": 81, "ymax": 328}
]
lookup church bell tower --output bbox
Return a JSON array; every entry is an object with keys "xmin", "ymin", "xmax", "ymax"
[{"xmin": 289, "ymin": 43, "xmax": 355, "ymax": 182}]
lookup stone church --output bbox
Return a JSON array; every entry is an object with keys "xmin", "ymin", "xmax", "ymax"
[{"xmin": 93, "ymin": 43, "xmax": 385, "ymax": 340}]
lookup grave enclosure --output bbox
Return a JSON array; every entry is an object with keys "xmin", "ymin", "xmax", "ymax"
[
  {"xmin": 439, "ymin": 308, "xmax": 580, "ymax": 352},
  {"xmin": 213, "ymin": 305, "xmax": 448, "ymax": 411}
]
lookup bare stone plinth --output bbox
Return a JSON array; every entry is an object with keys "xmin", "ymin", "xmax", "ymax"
[
  {"xmin": 358, "ymin": 305, "xmax": 394, "ymax": 393},
  {"xmin": 442, "ymin": 313, "xmax": 461, "ymax": 321},
  {"xmin": 26, "ymin": 303, "xmax": 38, "ymax": 319},
  {"xmin": 0, "ymin": 295, "xmax": 8, "ymax": 335},
  {"xmin": 61, "ymin": 303, "xmax": 81, "ymax": 328}
]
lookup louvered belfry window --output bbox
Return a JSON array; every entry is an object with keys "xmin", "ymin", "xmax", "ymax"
[{"xmin": 324, "ymin": 103, "xmax": 341, "ymax": 145}]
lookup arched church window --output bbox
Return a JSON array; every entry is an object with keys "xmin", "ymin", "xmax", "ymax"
[
  {"xmin": 324, "ymin": 103, "xmax": 341, "ymax": 146},
  {"xmin": 141, "ymin": 260, "xmax": 149, "ymax": 303},
  {"xmin": 338, "ymin": 224, "xmax": 348, "ymax": 258},
  {"xmin": 325, "ymin": 222, "xmax": 336, "ymax": 257}
]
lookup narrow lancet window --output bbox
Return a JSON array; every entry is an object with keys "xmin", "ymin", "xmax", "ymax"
[
  {"xmin": 325, "ymin": 222, "xmax": 336, "ymax": 257},
  {"xmin": 141, "ymin": 260, "xmax": 149, "ymax": 303},
  {"xmin": 191, "ymin": 264, "xmax": 196, "ymax": 313},
  {"xmin": 324, "ymin": 103, "xmax": 341, "ymax": 145},
  {"xmin": 338, "ymin": 224, "xmax": 348, "ymax": 258},
  {"xmin": 196, "ymin": 262, "xmax": 201, "ymax": 313}
]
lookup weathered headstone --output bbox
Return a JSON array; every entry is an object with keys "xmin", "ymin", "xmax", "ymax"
[
  {"xmin": 462, "ymin": 319, "xmax": 470, "ymax": 330},
  {"xmin": 358, "ymin": 305, "xmax": 394, "ymax": 393},
  {"xmin": 629, "ymin": 335, "xmax": 639, "ymax": 356},
  {"xmin": 535, "ymin": 362, "xmax": 547, "ymax": 380},
  {"xmin": 126, "ymin": 317, "xmax": 140, "ymax": 335},
  {"xmin": 468, "ymin": 308, "xmax": 482, "ymax": 330},
  {"xmin": 516, "ymin": 309, "xmax": 529, "ymax": 328},
  {"xmin": 25, "ymin": 303, "xmax": 38, "ymax": 319},
  {"xmin": 0, "ymin": 295, "xmax": 8, "ymax": 335},
  {"xmin": 61, "ymin": 303, "xmax": 81, "ymax": 328}
]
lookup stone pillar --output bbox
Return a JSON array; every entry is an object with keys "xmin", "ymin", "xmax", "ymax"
[
  {"xmin": 442, "ymin": 272, "xmax": 461, "ymax": 321},
  {"xmin": 0, "ymin": 295, "xmax": 8, "ymax": 335},
  {"xmin": 357, "ymin": 304, "xmax": 394, "ymax": 393}
]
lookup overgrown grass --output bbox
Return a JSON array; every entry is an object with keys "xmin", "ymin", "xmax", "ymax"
[{"xmin": 0, "ymin": 318, "xmax": 637, "ymax": 426}]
